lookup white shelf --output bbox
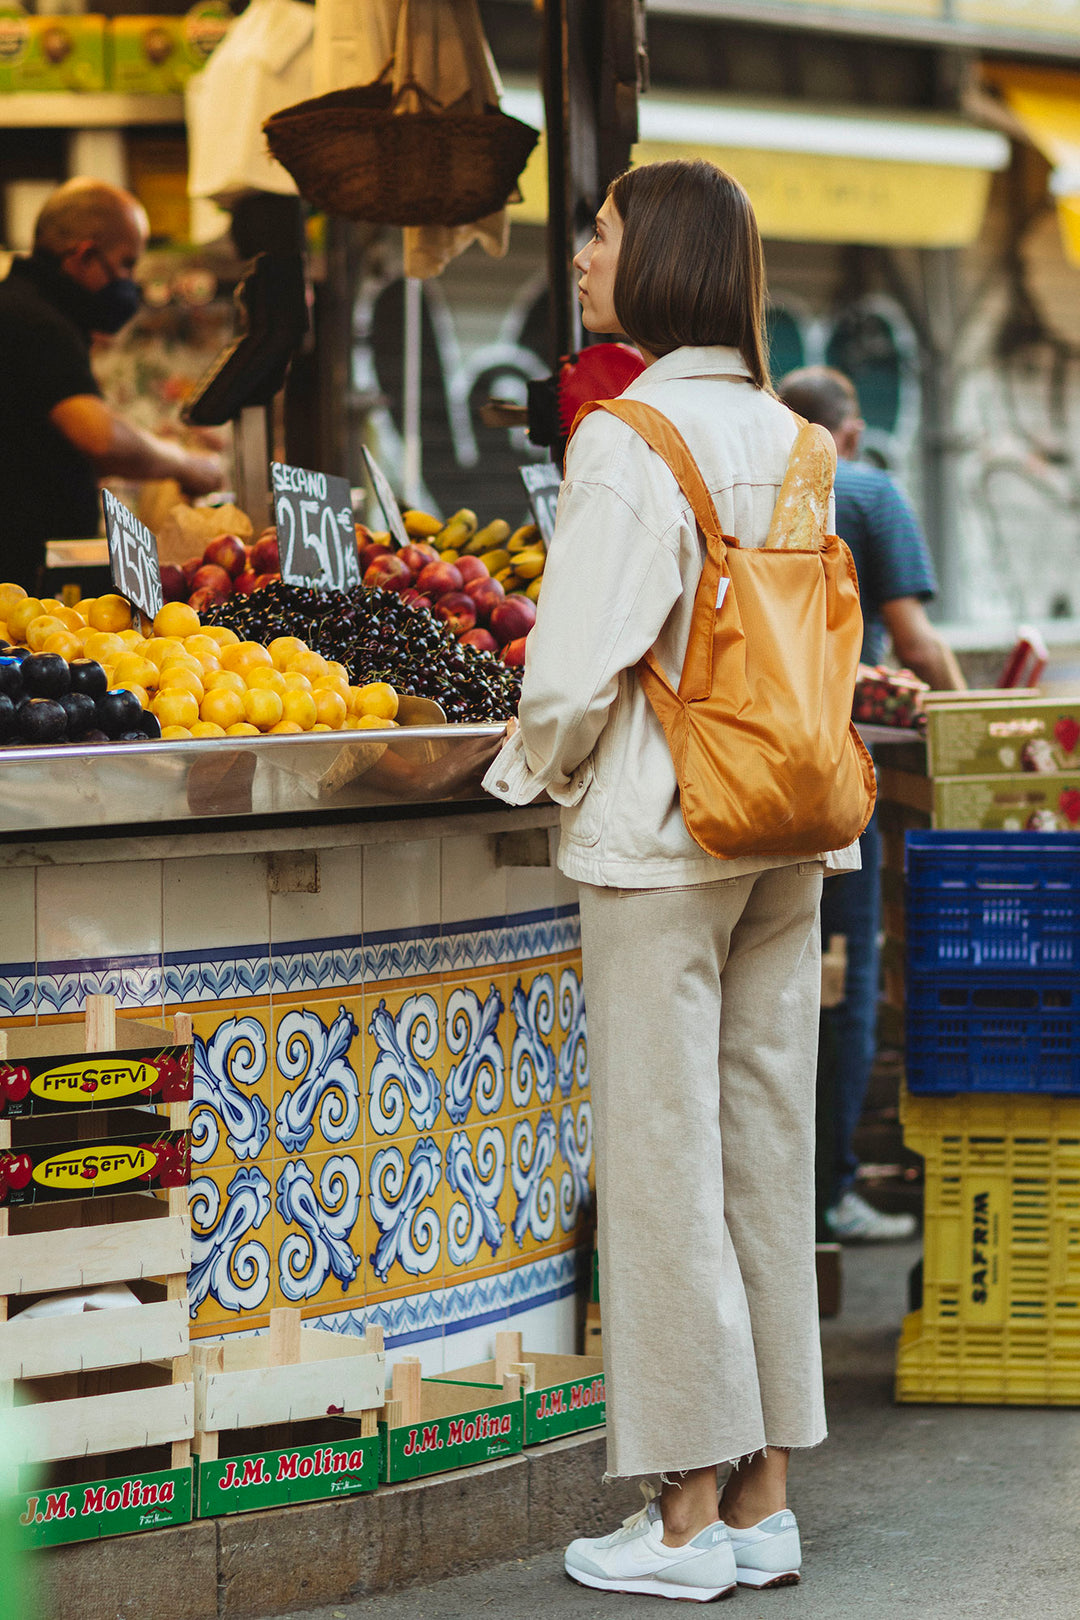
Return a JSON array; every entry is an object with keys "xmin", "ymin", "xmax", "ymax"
[{"xmin": 0, "ymin": 93, "xmax": 184, "ymax": 129}]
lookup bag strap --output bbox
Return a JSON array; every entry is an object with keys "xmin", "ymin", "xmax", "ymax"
[{"xmin": 568, "ymin": 397, "xmax": 734, "ymax": 702}]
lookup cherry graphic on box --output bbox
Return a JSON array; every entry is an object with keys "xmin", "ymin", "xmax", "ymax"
[
  {"xmin": 0, "ymin": 1152, "xmax": 33, "ymax": 1196},
  {"xmin": 1059, "ymin": 788, "xmax": 1080, "ymax": 827},
  {"xmin": 1056, "ymin": 717, "xmax": 1080, "ymax": 758},
  {"xmin": 0, "ymin": 1064, "xmax": 32, "ymax": 1104},
  {"xmin": 154, "ymin": 1054, "xmax": 192, "ymax": 1103}
]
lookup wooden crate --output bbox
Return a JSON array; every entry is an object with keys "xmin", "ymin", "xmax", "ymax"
[
  {"xmin": 0, "ymin": 997, "xmax": 194, "ymax": 1548},
  {"xmin": 192, "ymin": 1307, "xmax": 384, "ymax": 1517},
  {"xmin": 433, "ymin": 1329, "xmax": 606, "ymax": 1446},
  {"xmin": 381, "ymin": 1353, "xmax": 523, "ymax": 1482}
]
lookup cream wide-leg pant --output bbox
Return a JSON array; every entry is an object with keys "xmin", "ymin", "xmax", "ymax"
[{"xmin": 578, "ymin": 863, "xmax": 827, "ymax": 1480}]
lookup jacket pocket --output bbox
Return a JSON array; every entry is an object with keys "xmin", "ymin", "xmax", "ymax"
[{"xmin": 563, "ymin": 775, "xmax": 605, "ymax": 847}]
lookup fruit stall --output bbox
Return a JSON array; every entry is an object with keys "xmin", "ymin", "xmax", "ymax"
[{"xmin": 0, "ymin": 503, "xmax": 594, "ymax": 1550}]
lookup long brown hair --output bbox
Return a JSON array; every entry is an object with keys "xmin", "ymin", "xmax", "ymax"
[{"xmin": 609, "ymin": 161, "xmax": 771, "ymax": 389}]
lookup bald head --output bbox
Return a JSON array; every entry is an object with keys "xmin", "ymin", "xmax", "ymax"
[{"xmin": 34, "ymin": 179, "xmax": 148, "ymax": 260}]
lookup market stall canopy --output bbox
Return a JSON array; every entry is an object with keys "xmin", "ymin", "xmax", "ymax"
[
  {"xmin": 980, "ymin": 64, "xmax": 1080, "ymax": 267},
  {"xmin": 502, "ymin": 87, "xmax": 1009, "ymax": 248}
]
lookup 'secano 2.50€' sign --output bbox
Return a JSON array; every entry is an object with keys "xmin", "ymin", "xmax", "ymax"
[{"xmin": 272, "ymin": 462, "xmax": 360, "ymax": 592}]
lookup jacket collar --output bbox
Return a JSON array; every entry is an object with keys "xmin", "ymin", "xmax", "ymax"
[{"xmin": 624, "ymin": 345, "xmax": 753, "ymax": 391}]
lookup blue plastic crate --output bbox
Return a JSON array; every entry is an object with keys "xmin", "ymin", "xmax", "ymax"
[
  {"xmin": 906, "ymin": 973, "xmax": 1080, "ymax": 1095},
  {"xmin": 905, "ymin": 830, "xmax": 1080, "ymax": 974}
]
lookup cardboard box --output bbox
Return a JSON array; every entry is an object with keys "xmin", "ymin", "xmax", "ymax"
[
  {"xmin": 0, "ymin": 12, "xmax": 106, "ymax": 93},
  {"xmin": 933, "ymin": 773, "xmax": 1080, "ymax": 832},
  {"xmin": 927, "ymin": 697, "xmax": 1080, "ymax": 779},
  {"xmin": 109, "ymin": 5, "xmax": 231, "ymax": 95}
]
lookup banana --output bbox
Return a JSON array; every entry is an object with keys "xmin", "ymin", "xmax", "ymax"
[
  {"xmin": 448, "ymin": 507, "xmax": 478, "ymax": 535},
  {"xmin": 507, "ymin": 523, "xmax": 540, "ymax": 553},
  {"xmin": 495, "ymin": 566, "xmax": 521, "ymax": 590},
  {"xmin": 512, "ymin": 549, "xmax": 545, "ymax": 580},
  {"xmin": 464, "ymin": 518, "xmax": 511, "ymax": 555},
  {"xmin": 403, "ymin": 510, "xmax": 442, "ymax": 538},
  {"xmin": 439, "ymin": 547, "xmax": 460, "ymax": 564},
  {"xmin": 479, "ymin": 548, "xmax": 512, "ymax": 575},
  {"xmin": 526, "ymin": 577, "xmax": 543, "ymax": 604},
  {"xmin": 437, "ymin": 517, "xmax": 474, "ymax": 550}
]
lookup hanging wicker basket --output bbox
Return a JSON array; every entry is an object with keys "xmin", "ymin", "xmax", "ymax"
[{"xmin": 264, "ymin": 77, "xmax": 539, "ymax": 229}]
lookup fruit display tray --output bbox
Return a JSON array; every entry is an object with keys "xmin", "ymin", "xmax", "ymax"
[{"xmin": 0, "ymin": 716, "xmax": 504, "ymax": 836}]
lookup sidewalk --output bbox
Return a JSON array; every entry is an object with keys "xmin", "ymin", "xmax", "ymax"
[{"xmin": 279, "ymin": 1239, "xmax": 1080, "ymax": 1620}]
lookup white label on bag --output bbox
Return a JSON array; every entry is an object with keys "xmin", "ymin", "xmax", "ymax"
[{"xmin": 715, "ymin": 577, "xmax": 729, "ymax": 610}]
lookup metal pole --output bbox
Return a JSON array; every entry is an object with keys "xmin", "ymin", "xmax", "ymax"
[{"xmin": 402, "ymin": 276, "xmax": 423, "ymax": 508}]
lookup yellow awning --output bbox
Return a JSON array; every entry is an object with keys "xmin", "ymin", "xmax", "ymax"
[
  {"xmin": 503, "ymin": 91, "xmax": 1009, "ymax": 248},
  {"xmin": 982, "ymin": 65, "xmax": 1080, "ymax": 266}
]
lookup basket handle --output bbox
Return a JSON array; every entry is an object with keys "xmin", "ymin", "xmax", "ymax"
[{"xmin": 392, "ymin": 76, "xmax": 446, "ymax": 115}]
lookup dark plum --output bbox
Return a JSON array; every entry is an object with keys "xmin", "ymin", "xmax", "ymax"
[
  {"xmin": 68, "ymin": 658, "xmax": 108, "ymax": 699},
  {"xmin": 0, "ymin": 691, "xmax": 15, "ymax": 739},
  {"xmin": 20, "ymin": 652, "xmax": 70, "ymax": 699},
  {"xmin": 0, "ymin": 658, "xmax": 24, "ymax": 702},
  {"xmin": 16, "ymin": 697, "xmax": 67, "ymax": 744},
  {"xmin": 139, "ymin": 709, "xmax": 162, "ymax": 739},
  {"xmin": 58, "ymin": 690, "xmax": 97, "ymax": 738},
  {"xmin": 95, "ymin": 688, "xmax": 143, "ymax": 738}
]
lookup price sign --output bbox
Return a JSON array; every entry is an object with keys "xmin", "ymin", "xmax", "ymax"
[
  {"xmin": 520, "ymin": 463, "xmax": 562, "ymax": 546},
  {"xmin": 272, "ymin": 462, "xmax": 361, "ymax": 592},
  {"xmin": 361, "ymin": 447, "xmax": 411, "ymax": 552},
  {"xmin": 101, "ymin": 490, "xmax": 163, "ymax": 621}
]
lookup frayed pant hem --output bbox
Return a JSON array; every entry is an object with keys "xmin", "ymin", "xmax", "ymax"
[{"xmin": 603, "ymin": 1430, "xmax": 827, "ymax": 1484}]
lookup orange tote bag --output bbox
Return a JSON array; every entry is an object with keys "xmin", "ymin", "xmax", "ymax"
[{"xmin": 570, "ymin": 398, "xmax": 876, "ymax": 860}]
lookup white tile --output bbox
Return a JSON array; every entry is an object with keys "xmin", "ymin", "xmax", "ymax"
[
  {"xmin": 36, "ymin": 860, "xmax": 162, "ymax": 965},
  {"xmin": 362, "ymin": 838, "xmax": 440, "ymax": 937},
  {"xmin": 505, "ymin": 848, "xmax": 556, "ymax": 920},
  {"xmin": 441, "ymin": 1319, "xmax": 502, "ymax": 1374},
  {"xmin": 0, "ymin": 868, "xmax": 35, "ymax": 965},
  {"xmin": 270, "ymin": 847, "xmax": 361, "ymax": 947},
  {"xmin": 163, "ymin": 853, "xmax": 269, "ymax": 954},
  {"xmin": 441, "ymin": 833, "xmax": 507, "ymax": 928},
  {"xmin": 506, "ymin": 1290, "xmax": 580, "ymax": 1356},
  {"xmin": 550, "ymin": 830, "xmax": 580, "ymax": 909}
]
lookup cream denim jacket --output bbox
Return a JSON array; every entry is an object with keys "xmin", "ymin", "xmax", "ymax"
[{"xmin": 483, "ymin": 345, "xmax": 862, "ymax": 888}]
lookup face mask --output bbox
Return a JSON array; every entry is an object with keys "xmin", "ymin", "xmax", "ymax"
[{"xmin": 87, "ymin": 273, "xmax": 142, "ymax": 334}]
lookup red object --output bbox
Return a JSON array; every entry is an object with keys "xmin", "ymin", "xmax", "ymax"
[
  {"xmin": 359, "ymin": 542, "xmax": 394, "ymax": 572},
  {"xmin": 181, "ymin": 555, "xmax": 203, "ymax": 586},
  {"xmin": 159, "ymin": 564, "xmax": 187, "ymax": 603},
  {"xmin": 250, "ymin": 533, "xmax": 280, "ymax": 575},
  {"xmin": 233, "ymin": 568, "xmax": 259, "ymax": 595},
  {"xmin": 490, "ymin": 595, "xmax": 536, "ymax": 646},
  {"xmin": 416, "ymin": 561, "xmax": 464, "ymax": 598},
  {"xmin": 192, "ymin": 563, "xmax": 232, "ymax": 597},
  {"xmin": 364, "ymin": 556, "xmax": 413, "ymax": 590},
  {"xmin": 465, "ymin": 577, "xmax": 504, "ymax": 623},
  {"xmin": 0, "ymin": 1065, "xmax": 32, "ymax": 1103},
  {"xmin": 203, "ymin": 534, "xmax": 247, "ymax": 577},
  {"xmin": 998, "ymin": 624, "xmax": 1049, "ymax": 689},
  {"xmin": 433, "ymin": 591, "xmax": 477, "ymax": 636},
  {"xmin": 188, "ymin": 586, "xmax": 223, "ymax": 613},
  {"xmin": 1060, "ymin": 788, "xmax": 1080, "ymax": 826},
  {"xmin": 454, "ymin": 555, "xmax": 488, "ymax": 585},
  {"xmin": 1, "ymin": 1152, "xmax": 33, "ymax": 1188},
  {"xmin": 461, "ymin": 627, "xmax": 498, "ymax": 654},
  {"xmin": 399, "ymin": 543, "xmax": 439, "ymax": 575},
  {"xmin": 501, "ymin": 636, "xmax": 528, "ymax": 667},
  {"xmin": 557, "ymin": 343, "xmax": 646, "ymax": 437},
  {"xmin": 1056, "ymin": 717, "xmax": 1080, "ymax": 756}
]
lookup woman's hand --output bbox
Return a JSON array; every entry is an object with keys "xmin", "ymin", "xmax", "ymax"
[{"xmin": 505, "ymin": 716, "xmax": 519, "ymax": 738}]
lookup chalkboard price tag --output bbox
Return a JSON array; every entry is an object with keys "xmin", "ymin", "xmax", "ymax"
[
  {"xmin": 272, "ymin": 462, "xmax": 361, "ymax": 592},
  {"xmin": 361, "ymin": 447, "xmax": 411, "ymax": 552},
  {"xmin": 101, "ymin": 489, "xmax": 163, "ymax": 622},
  {"xmin": 520, "ymin": 464, "xmax": 561, "ymax": 546}
]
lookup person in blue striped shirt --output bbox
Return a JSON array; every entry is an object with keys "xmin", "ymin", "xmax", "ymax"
[{"xmin": 779, "ymin": 366, "xmax": 965, "ymax": 1242}]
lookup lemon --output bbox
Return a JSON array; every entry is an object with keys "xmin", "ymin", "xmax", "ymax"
[
  {"xmin": 246, "ymin": 666, "xmax": 287, "ymax": 695},
  {"xmin": 151, "ymin": 688, "xmax": 199, "ymax": 729},
  {"xmin": 281, "ymin": 688, "xmax": 317, "ymax": 730},
  {"xmin": 0, "ymin": 582, "xmax": 28, "ymax": 619},
  {"xmin": 203, "ymin": 669, "xmax": 246, "ymax": 695},
  {"xmin": 242, "ymin": 687, "xmax": 283, "ymax": 731},
  {"xmin": 190, "ymin": 720, "xmax": 226, "ymax": 739},
  {"xmin": 269, "ymin": 635, "xmax": 307, "ymax": 671},
  {"xmin": 226, "ymin": 721, "xmax": 260, "ymax": 736},
  {"xmin": 6, "ymin": 597, "xmax": 44, "ymax": 642},
  {"xmin": 313, "ymin": 688, "xmax": 347, "ymax": 729},
  {"xmin": 200, "ymin": 687, "xmax": 244, "ymax": 729},
  {"xmin": 356, "ymin": 681, "xmax": 399, "ymax": 721},
  {"xmin": 83, "ymin": 631, "xmax": 127, "ymax": 666},
  {"xmin": 143, "ymin": 637, "xmax": 182, "ymax": 668},
  {"xmin": 222, "ymin": 641, "xmax": 273, "ymax": 677},
  {"xmin": 25, "ymin": 615, "xmax": 68, "ymax": 652},
  {"xmin": 203, "ymin": 625, "xmax": 239, "ymax": 647},
  {"xmin": 268, "ymin": 719, "xmax": 303, "ymax": 734},
  {"xmin": 158, "ymin": 666, "xmax": 204, "ymax": 700}
]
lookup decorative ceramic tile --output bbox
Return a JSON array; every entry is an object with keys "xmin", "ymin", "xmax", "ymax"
[
  {"xmin": 36, "ymin": 859, "xmax": 163, "ymax": 964},
  {"xmin": 364, "ymin": 978, "xmax": 445, "ymax": 1141},
  {"xmin": 362, "ymin": 837, "xmax": 440, "ymax": 935},
  {"xmin": 188, "ymin": 1160, "xmax": 274, "ymax": 1330},
  {"xmin": 554, "ymin": 1095, "xmax": 594, "ymax": 1244},
  {"xmin": 272, "ymin": 1147, "xmax": 366, "ymax": 1312},
  {"xmin": 190, "ymin": 1004, "xmax": 274, "ymax": 1169},
  {"xmin": 506, "ymin": 965, "xmax": 559, "ymax": 1112},
  {"xmin": 269, "ymin": 847, "xmax": 361, "ymax": 960},
  {"xmin": 507, "ymin": 1106, "xmax": 561, "ymax": 1259},
  {"xmin": 363, "ymin": 923, "xmax": 441, "ymax": 986},
  {"xmin": 554, "ymin": 957, "xmax": 589, "ymax": 1098},
  {"xmin": 36, "ymin": 954, "xmax": 163, "ymax": 1017},
  {"xmin": 443, "ymin": 1116, "xmax": 513, "ymax": 1286},
  {"xmin": 365, "ymin": 1130, "xmax": 446, "ymax": 1302},
  {"xmin": 443, "ymin": 975, "xmax": 507, "ymax": 1126},
  {"xmin": 164, "ymin": 943, "xmax": 271, "ymax": 1007},
  {"xmin": 440, "ymin": 832, "xmax": 507, "ymax": 928},
  {"xmin": 270, "ymin": 996, "xmax": 365, "ymax": 1158},
  {"xmin": 0, "ymin": 869, "xmax": 35, "ymax": 971},
  {"xmin": 0, "ymin": 961, "xmax": 35, "ymax": 1019},
  {"xmin": 269, "ymin": 938, "xmax": 364, "ymax": 997},
  {"xmin": 163, "ymin": 852, "xmax": 269, "ymax": 955}
]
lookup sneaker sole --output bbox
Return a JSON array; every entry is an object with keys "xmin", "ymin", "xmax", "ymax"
[
  {"xmin": 735, "ymin": 1568, "xmax": 801, "ymax": 1589},
  {"xmin": 566, "ymin": 1567, "xmax": 736, "ymax": 1602}
]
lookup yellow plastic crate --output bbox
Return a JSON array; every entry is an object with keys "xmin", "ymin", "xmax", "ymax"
[
  {"xmin": 897, "ymin": 1087, "xmax": 1080, "ymax": 1403},
  {"xmin": 896, "ymin": 1309, "xmax": 1080, "ymax": 1405}
]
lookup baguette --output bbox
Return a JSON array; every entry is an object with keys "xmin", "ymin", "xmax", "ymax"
[{"xmin": 765, "ymin": 421, "xmax": 836, "ymax": 551}]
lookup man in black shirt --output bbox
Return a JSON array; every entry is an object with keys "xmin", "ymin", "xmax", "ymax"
[{"xmin": 0, "ymin": 177, "xmax": 222, "ymax": 589}]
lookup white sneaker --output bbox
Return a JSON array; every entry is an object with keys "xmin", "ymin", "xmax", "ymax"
[
  {"xmin": 824, "ymin": 1189, "xmax": 916, "ymax": 1242},
  {"xmin": 722, "ymin": 1508, "xmax": 802, "ymax": 1589},
  {"xmin": 565, "ymin": 1489, "xmax": 737, "ymax": 1602}
]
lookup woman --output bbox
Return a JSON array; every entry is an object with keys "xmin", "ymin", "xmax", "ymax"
[{"xmin": 484, "ymin": 160, "xmax": 859, "ymax": 1601}]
